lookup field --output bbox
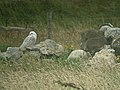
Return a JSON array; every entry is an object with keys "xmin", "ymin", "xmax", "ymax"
[{"xmin": 1, "ymin": 0, "xmax": 120, "ymax": 90}]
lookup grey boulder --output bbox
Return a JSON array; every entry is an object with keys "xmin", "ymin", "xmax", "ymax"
[
  {"xmin": 0, "ymin": 47, "xmax": 23, "ymax": 60},
  {"xmin": 67, "ymin": 49, "xmax": 91, "ymax": 60},
  {"xmin": 26, "ymin": 39, "xmax": 64, "ymax": 57}
]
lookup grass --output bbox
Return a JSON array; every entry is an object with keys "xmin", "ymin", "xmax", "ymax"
[
  {"xmin": 0, "ymin": 0, "xmax": 120, "ymax": 89},
  {"xmin": 0, "ymin": 51, "xmax": 120, "ymax": 90},
  {"xmin": 1, "ymin": 0, "xmax": 120, "ymax": 50}
]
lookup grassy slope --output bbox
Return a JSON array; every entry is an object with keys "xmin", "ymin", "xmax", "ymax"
[
  {"xmin": 0, "ymin": 54, "xmax": 120, "ymax": 90},
  {"xmin": 0, "ymin": 1, "xmax": 120, "ymax": 90}
]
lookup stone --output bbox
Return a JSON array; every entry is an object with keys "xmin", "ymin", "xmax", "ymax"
[
  {"xmin": 84, "ymin": 36, "xmax": 108, "ymax": 55},
  {"xmin": 80, "ymin": 30, "xmax": 104, "ymax": 49},
  {"xmin": 0, "ymin": 52, "xmax": 7, "ymax": 60},
  {"xmin": 67, "ymin": 49, "xmax": 91, "ymax": 59},
  {"xmin": 111, "ymin": 37, "xmax": 120, "ymax": 55},
  {"xmin": 112, "ymin": 63, "xmax": 120, "ymax": 72},
  {"xmin": 79, "ymin": 30, "xmax": 110, "ymax": 55},
  {"xmin": 90, "ymin": 48, "xmax": 116, "ymax": 67},
  {"xmin": 99, "ymin": 23, "xmax": 113, "ymax": 31},
  {"xmin": 99, "ymin": 23, "xmax": 120, "ymax": 39},
  {"xmin": 0, "ymin": 47, "xmax": 23, "ymax": 60},
  {"xmin": 26, "ymin": 39, "xmax": 64, "ymax": 57}
]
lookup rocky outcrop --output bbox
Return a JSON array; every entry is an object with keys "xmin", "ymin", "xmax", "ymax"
[
  {"xmin": 26, "ymin": 39, "xmax": 64, "ymax": 57},
  {"xmin": 99, "ymin": 23, "xmax": 120, "ymax": 40},
  {"xmin": 112, "ymin": 63, "xmax": 120, "ymax": 72},
  {"xmin": 80, "ymin": 30, "xmax": 109, "ymax": 55},
  {"xmin": 80, "ymin": 30, "xmax": 105, "ymax": 49},
  {"xmin": 111, "ymin": 37, "xmax": 120, "ymax": 55},
  {"xmin": 0, "ymin": 39, "xmax": 64, "ymax": 60},
  {"xmin": 0, "ymin": 47, "xmax": 23, "ymax": 60},
  {"xmin": 84, "ymin": 36, "xmax": 108, "ymax": 55},
  {"xmin": 90, "ymin": 47, "xmax": 116, "ymax": 67}
]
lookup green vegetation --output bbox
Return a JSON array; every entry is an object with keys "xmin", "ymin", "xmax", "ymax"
[
  {"xmin": 1, "ymin": 0, "xmax": 120, "ymax": 49},
  {"xmin": 0, "ymin": 0, "xmax": 120, "ymax": 28}
]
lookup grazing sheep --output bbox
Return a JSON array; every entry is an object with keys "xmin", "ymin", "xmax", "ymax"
[{"xmin": 20, "ymin": 31, "xmax": 37, "ymax": 51}]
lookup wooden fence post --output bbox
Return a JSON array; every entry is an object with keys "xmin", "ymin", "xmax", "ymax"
[{"xmin": 47, "ymin": 12, "xmax": 52, "ymax": 39}]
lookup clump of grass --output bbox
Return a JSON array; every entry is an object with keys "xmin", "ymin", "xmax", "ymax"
[{"xmin": 0, "ymin": 44, "xmax": 11, "ymax": 52}]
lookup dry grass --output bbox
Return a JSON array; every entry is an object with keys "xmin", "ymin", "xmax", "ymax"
[
  {"xmin": 0, "ymin": 24, "xmax": 83, "ymax": 52},
  {"xmin": 0, "ymin": 23, "xmax": 120, "ymax": 90},
  {"xmin": 0, "ymin": 54, "xmax": 120, "ymax": 90}
]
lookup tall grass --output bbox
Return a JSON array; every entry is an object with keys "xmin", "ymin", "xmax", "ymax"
[{"xmin": 0, "ymin": 0, "xmax": 120, "ymax": 26}]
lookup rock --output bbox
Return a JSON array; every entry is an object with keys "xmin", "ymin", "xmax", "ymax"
[
  {"xmin": 79, "ymin": 30, "xmax": 110, "ymax": 55},
  {"xmin": 84, "ymin": 36, "xmax": 108, "ymax": 55},
  {"xmin": 0, "ymin": 52, "xmax": 7, "ymax": 60},
  {"xmin": 111, "ymin": 37, "xmax": 120, "ymax": 55},
  {"xmin": 26, "ymin": 39, "xmax": 64, "ymax": 57},
  {"xmin": 112, "ymin": 63, "xmax": 120, "ymax": 72},
  {"xmin": 99, "ymin": 23, "xmax": 120, "ymax": 40},
  {"xmin": 90, "ymin": 48, "xmax": 116, "ymax": 67},
  {"xmin": 67, "ymin": 49, "xmax": 91, "ymax": 59},
  {"xmin": 99, "ymin": 23, "xmax": 113, "ymax": 32},
  {"xmin": 0, "ymin": 47, "xmax": 23, "ymax": 60},
  {"xmin": 80, "ymin": 30, "xmax": 104, "ymax": 49},
  {"xmin": 25, "ymin": 51, "xmax": 41, "ymax": 59}
]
